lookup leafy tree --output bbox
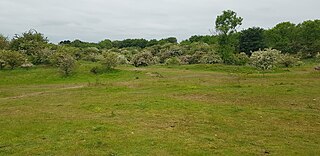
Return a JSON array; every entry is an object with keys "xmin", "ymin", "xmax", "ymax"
[
  {"xmin": 59, "ymin": 40, "xmax": 71, "ymax": 45},
  {"xmin": 215, "ymin": 10, "xmax": 243, "ymax": 62},
  {"xmin": 186, "ymin": 35, "xmax": 218, "ymax": 45},
  {"xmin": 264, "ymin": 22, "xmax": 298, "ymax": 53},
  {"xmin": 0, "ymin": 50, "xmax": 26, "ymax": 69},
  {"xmin": 240, "ymin": 27, "xmax": 266, "ymax": 55},
  {"xmin": 296, "ymin": 20, "xmax": 320, "ymax": 56},
  {"xmin": 215, "ymin": 10, "xmax": 243, "ymax": 36},
  {"xmin": 10, "ymin": 29, "xmax": 49, "ymax": 64},
  {"xmin": 98, "ymin": 39, "xmax": 113, "ymax": 49}
]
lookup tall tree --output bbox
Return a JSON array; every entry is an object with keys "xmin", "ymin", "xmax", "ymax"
[
  {"xmin": 296, "ymin": 20, "xmax": 320, "ymax": 56},
  {"xmin": 240, "ymin": 27, "xmax": 266, "ymax": 55},
  {"xmin": 215, "ymin": 10, "xmax": 243, "ymax": 63},
  {"xmin": 264, "ymin": 22, "xmax": 297, "ymax": 53}
]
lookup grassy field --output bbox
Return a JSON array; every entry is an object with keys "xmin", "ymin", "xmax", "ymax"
[{"xmin": 0, "ymin": 62, "xmax": 320, "ymax": 155}]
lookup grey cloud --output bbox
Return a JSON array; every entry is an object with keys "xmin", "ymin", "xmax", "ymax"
[{"xmin": 0, "ymin": 0, "xmax": 319, "ymax": 43}]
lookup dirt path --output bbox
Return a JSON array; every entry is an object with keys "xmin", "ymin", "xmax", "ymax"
[{"xmin": 1, "ymin": 85, "xmax": 85, "ymax": 100}]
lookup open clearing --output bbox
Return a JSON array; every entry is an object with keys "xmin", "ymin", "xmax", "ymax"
[{"xmin": 0, "ymin": 63, "xmax": 320, "ymax": 155}]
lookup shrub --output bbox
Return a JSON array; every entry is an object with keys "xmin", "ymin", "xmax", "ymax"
[
  {"xmin": 118, "ymin": 54, "xmax": 129, "ymax": 65},
  {"xmin": 0, "ymin": 50, "xmax": 26, "ymax": 69},
  {"xmin": 0, "ymin": 59, "xmax": 5, "ymax": 70},
  {"xmin": 101, "ymin": 52, "xmax": 119, "ymax": 70},
  {"xmin": 90, "ymin": 66, "xmax": 100, "ymax": 74},
  {"xmin": 200, "ymin": 52, "xmax": 223, "ymax": 64},
  {"xmin": 165, "ymin": 57, "xmax": 181, "ymax": 65},
  {"xmin": 51, "ymin": 52, "xmax": 76, "ymax": 76},
  {"xmin": 250, "ymin": 48, "xmax": 281, "ymax": 71},
  {"xmin": 31, "ymin": 48, "xmax": 54, "ymax": 65},
  {"xmin": 21, "ymin": 61, "xmax": 34, "ymax": 69},
  {"xmin": 316, "ymin": 52, "xmax": 320, "ymax": 63},
  {"xmin": 131, "ymin": 51, "xmax": 155, "ymax": 67},
  {"xmin": 190, "ymin": 51, "xmax": 206, "ymax": 64},
  {"xmin": 278, "ymin": 54, "xmax": 300, "ymax": 67},
  {"xmin": 81, "ymin": 47, "xmax": 100, "ymax": 61},
  {"xmin": 234, "ymin": 52, "xmax": 250, "ymax": 65},
  {"xmin": 159, "ymin": 45, "xmax": 183, "ymax": 63},
  {"xmin": 179, "ymin": 55, "xmax": 192, "ymax": 65}
]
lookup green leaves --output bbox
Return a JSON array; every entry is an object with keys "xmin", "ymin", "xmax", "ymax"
[{"xmin": 215, "ymin": 10, "xmax": 243, "ymax": 36}]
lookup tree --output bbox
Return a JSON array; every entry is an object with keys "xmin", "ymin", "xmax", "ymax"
[
  {"xmin": 240, "ymin": 27, "xmax": 266, "ymax": 55},
  {"xmin": 215, "ymin": 10, "xmax": 243, "ymax": 36},
  {"xmin": 98, "ymin": 39, "xmax": 113, "ymax": 49},
  {"xmin": 10, "ymin": 29, "xmax": 49, "ymax": 64},
  {"xmin": 296, "ymin": 20, "xmax": 320, "ymax": 56},
  {"xmin": 215, "ymin": 10, "xmax": 243, "ymax": 62},
  {"xmin": 264, "ymin": 22, "xmax": 298, "ymax": 54}
]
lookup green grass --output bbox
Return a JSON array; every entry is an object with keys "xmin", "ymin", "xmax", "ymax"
[{"xmin": 0, "ymin": 62, "xmax": 320, "ymax": 155}]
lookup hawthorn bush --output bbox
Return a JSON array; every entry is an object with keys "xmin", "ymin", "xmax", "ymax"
[
  {"xmin": 0, "ymin": 50, "xmax": 26, "ymax": 69},
  {"xmin": 250, "ymin": 48, "xmax": 281, "ymax": 71}
]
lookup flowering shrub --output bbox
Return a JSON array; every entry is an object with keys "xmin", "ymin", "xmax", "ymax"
[
  {"xmin": 278, "ymin": 54, "xmax": 300, "ymax": 67},
  {"xmin": 131, "ymin": 51, "xmax": 156, "ymax": 67},
  {"xmin": 21, "ymin": 61, "xmax": 34, "ymax": 69},
  {"xmin": 165, "ymin": 57, "xmax": 181, "ymax": 65},
  {"xmin": 250, "ymin": 48, "xmax": 281, "ymax": 70},
  {"xmin": 0, "ymin": 50, "xmax": 26, "ymax": 69},
  {"xmin": 200, "ymin": 52, "xmax": 223, "ymax": 64}
]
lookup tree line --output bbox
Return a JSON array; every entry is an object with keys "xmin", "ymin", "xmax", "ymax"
[{"xmin": 0, "ymin": 10, "xmax": 319, "ymax": 76}]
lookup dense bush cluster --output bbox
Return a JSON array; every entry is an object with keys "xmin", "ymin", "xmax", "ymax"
[{"xmin": 0, "ymin": 12, "xmax": 318, "ymax": 76}]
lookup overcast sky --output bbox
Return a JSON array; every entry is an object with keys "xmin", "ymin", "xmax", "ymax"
[{"xmin": 0, "ymin": 0, "xmax": 319, "ymax": 43}]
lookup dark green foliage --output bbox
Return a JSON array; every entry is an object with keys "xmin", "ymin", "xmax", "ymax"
[
  {"xmin": 240, "ymin": 27, "xmax": 266, "ymax": 55},
  {"xmin": 185, "ymin": 35, "xmax": 218, "ymax": 45},
  {"xmin": 98, "ymin": 39, "xmax": 113, "ymax": 49},
  {"xmin": 296, "ymin": 20, "xmax": 320, "ymax": 56},
  {"xmin": 113, "ymin": 39, "xmax": 149, "ymax": 49},
  {"xmin": 265, "ymin": 22, "xmax": 298, "ymax": 54}
]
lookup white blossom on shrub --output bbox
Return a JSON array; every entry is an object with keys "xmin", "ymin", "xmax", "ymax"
[
  {"xmin": 21, "ymin": 60, "xmax": 34, "ymax": 69},
  {"xmin": 131, "ymin": 51, "xmax": 155, "ymax": 67},
  {"xmin": 278, "ymin": 54, "xmax": 300, "ymax": 67},
  {"xmin": 250, "ymin": 48, "xmax": 281, "ymax": 71},
  {"xmin": 200, "ymin": 52, "xmax": 223, "ymax": 64}
]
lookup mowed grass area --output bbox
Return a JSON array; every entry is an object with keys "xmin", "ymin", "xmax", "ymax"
[{"xmin": 0, "ymin": 62, "xmax": 320, "ymax": 155}]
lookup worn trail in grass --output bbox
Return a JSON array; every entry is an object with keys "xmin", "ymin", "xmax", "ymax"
[{"xmin": 0, "ymin": 63, "xmax": 319, "ymax": 155}]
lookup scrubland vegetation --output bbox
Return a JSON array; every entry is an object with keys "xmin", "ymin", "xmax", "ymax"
[{"xmin": 0, "ymin": 10, "xmax": 320, "ymax": 155}]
